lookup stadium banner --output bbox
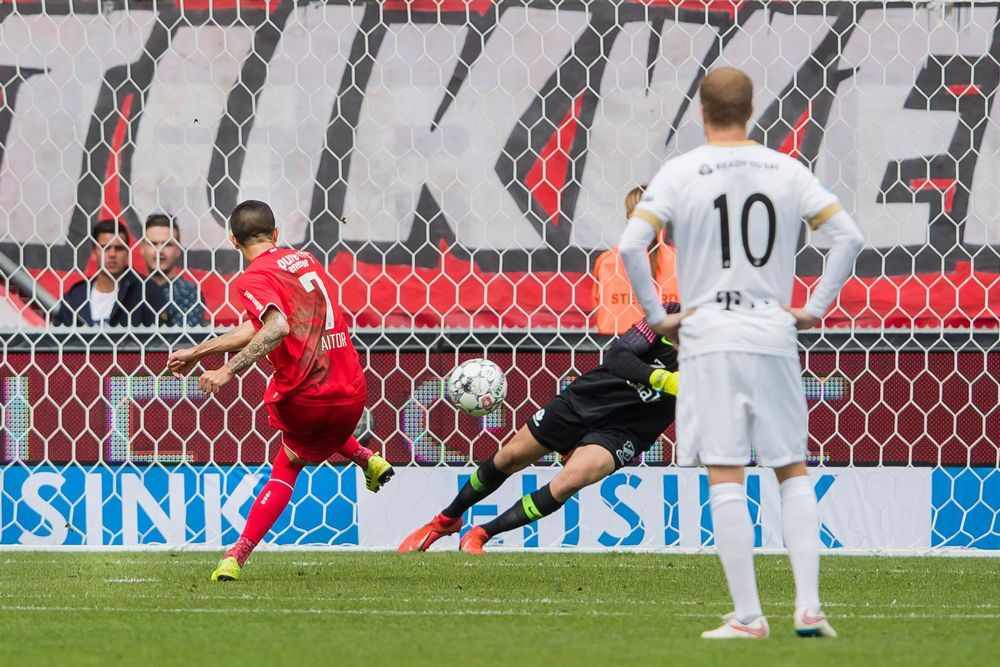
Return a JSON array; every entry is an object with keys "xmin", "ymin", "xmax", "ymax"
[
  {"xmin": 1, "ymin": 348, "xmax": 996, "ymax": 468},
  {"xmin": 1, "ymin": 464, "xmax": 998, "ymax": 550},
  {"xmin": 0, "ymin": 1, "xmax": 998, "ymax": 329}
]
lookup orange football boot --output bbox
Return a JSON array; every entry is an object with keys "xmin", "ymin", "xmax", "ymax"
[
  {"xmin": 397, "ymin": 514, "xmax": 461, "ymax": 553},
  {"xmin": 459, "ymin": 526, "xmax": 490, "ymax": 554}
]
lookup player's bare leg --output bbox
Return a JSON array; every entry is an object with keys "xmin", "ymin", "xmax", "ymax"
[
  {"xmin": 701, "ymin": 465, "xmax": 769, "ymax": 639},
  {"xmin": 460, "ymin": 444, "xmax": 615, "ymax": 554},
  {"xmin": 775, "ymin": 462, "xmax": 837, "ymax": 638},
  {"xmin": 398, "ymin": 426, "xmax": 550, "ymax": 552},
  {"xmin": 212, "ymin": 444, "xmax": 306, "ymax": 581}
]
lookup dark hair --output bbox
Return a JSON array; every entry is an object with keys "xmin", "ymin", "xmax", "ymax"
[
  {"xmin": 699, "ymin": 67, "xmax": 754, "ymax": 128},
  {"xmin": 145, "ymin": 213, "xmax": 180, "ymax": 241},
  {"xmin": 91, "ymin": 220, "xmax": 130, "ymax": 245},
  {"xmin": 229, "ymin": 200, "xmax": 275, "ymax": 246}
]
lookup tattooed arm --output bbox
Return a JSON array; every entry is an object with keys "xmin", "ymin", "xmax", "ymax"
[
  {"xmin": 225, "ymin": 310, "xmax": 290, "ymax": 373},
  {"xmin": 167, "ymin": 321, "xmax": 256, "ymax": 377},
  {"xmin": 196, "ymin": 309, "xmax": 290, "ymax": 395}
]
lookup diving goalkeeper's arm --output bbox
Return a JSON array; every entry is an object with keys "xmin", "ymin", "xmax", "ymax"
[{"xmin": 603, "ymin": 305, "xmax": 681, "ymax": 396}]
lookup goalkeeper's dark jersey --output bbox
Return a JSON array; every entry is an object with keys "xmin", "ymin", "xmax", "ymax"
[{"xmin": 563, "ymin": 302, "xmax": 681, "ymax": 423}]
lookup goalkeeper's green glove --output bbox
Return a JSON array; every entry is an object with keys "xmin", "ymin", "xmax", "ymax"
[{"xmin": 648, "ymin": 369, "xmax": 679, "ymax": 396}]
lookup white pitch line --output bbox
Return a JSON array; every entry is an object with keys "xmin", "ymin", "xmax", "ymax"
[
  {"xmin": 4, "ymin": 586, "xmax": 997, "ymax": 612},
  {"xmin": 0, "ymin": 557, "xmax": 986, "ymax": 576},
  {"xmin": 54, "ymin": 592, "xmax": 997, "ymax": 612},
  {"xmin": 0, "ymin": 605, "xmax": 998, "ymax": 621},
  {"xmin": 0, "ymin": 605, "xmax": 629, "ymax": 618},
  {"xmin": 104, "ymin": 578, "xmax": 161, "ymax": 584},
  {"xmin": 3, "ymin": 552, "xmax": 704, "ymax": 574}
]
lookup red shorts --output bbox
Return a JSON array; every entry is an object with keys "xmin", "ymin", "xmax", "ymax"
[{"xmin": 266, "ymin": 398, "xmax": 366, "ymax": 462}]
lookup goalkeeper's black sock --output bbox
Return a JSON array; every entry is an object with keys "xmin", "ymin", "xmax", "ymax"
[
  {"xmin": 480, "ymin": 484, "xmax": 564, "ymax": 537},
  {"xmin": 441, "ymin": 456, "xmax": 510, "ymax": 519}
]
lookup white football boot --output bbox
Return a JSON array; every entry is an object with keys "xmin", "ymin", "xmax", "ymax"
[
  {"xmin": 701, "ymin": 612, "xmax": 770, "ymax": 639},
  {"xmin": 794, "ymin": 608, "xmax": 838, "ymax": 638}
]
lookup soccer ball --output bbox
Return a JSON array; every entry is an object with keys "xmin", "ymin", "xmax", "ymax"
[{"xmin": 446, "ymin": 359, "xmax": 507, "ymax": 416}]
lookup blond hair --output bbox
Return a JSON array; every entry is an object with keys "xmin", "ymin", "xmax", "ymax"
[{"xmin": 624, "ymin": 185, "xmax": 647, "ymax": 219}]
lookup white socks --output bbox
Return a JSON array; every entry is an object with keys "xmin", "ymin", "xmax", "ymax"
[
  {"xmin": 709, "ymin": 482, "xmax": 762, "ymax": 624},
  {"xmin": 710, "ymin": 477, "xmax": 822, "ymax": 621},
  {"xmin": 780, "ymin": 475, "xmax": 821, "ymax": 612}
]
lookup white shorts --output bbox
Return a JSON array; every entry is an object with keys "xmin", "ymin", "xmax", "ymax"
[{"xmin": 676, "ymin": 351, "xmax": 808, "ymax": 468}]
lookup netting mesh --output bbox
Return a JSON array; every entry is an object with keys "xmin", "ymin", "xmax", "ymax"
[{"xmin": 0, "ymin": 1, "xmax": 997, "ymax": 550}]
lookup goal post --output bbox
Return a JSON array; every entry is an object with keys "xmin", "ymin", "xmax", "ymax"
[{"xmin": 0, "ymin": 1, "xmax": 997, "ymax": 552}]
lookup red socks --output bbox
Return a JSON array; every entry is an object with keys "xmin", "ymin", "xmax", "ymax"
[
  {"xmin": 226, "ymin": 446, "xmax": 304, "ymax": 567},
  {"xmin": 337, "ymin": 436, "xmax": 374, "ymax": 469},
  {"xmin": 225, "ymin": 440, "xmax": 375, "ymax": 567}
]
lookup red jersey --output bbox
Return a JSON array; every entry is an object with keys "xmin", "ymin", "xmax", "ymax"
[{"xmin": 233, "ymin": 246, "xmax": 366, "ymax": 406}]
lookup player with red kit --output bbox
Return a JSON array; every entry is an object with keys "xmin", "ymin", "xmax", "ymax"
[{"xmin": 167, "ymin": 200, "xmax": 393, "ymax": 582}]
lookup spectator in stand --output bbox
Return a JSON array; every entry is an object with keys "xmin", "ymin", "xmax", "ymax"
[
  {"xmin": 54, "ymin": 220, "xmax": 167, "ymax": 326},
  {"xmin": 592, "ymin": 185, "xmax": 678, "ymax": 334},
  {"xmin": 142, "ymin": 214, "xmax": 205, "ymax": 327}
]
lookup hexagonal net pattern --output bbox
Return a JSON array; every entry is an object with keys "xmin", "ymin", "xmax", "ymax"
[{"xmin": 0, "ymin": 1, "xmax": 996, "ymax": 551}]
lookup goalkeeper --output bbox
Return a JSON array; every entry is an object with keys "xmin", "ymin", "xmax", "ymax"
[{"xmin": 399, "ymin": 302, "xmax": 681, "ymax": 554}]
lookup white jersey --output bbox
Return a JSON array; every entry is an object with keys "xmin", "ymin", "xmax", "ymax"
[{"xmin": 633, "ymin": 141, "xmax": 840, "ymax": 359}]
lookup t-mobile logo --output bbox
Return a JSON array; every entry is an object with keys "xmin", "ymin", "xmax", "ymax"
[{"xmin": 716, "ymin": 291, "xmax": 743, "ymax": 311}]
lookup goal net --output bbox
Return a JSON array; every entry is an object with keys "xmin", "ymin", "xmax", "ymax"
[{"xmin": 0, "ymin": 0, "xmax": 996, "ymax": 552}]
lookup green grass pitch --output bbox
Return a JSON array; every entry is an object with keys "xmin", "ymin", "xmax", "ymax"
[{"xmin": 1, "ymin": 552, "xmax": 996, "ymax": 666}]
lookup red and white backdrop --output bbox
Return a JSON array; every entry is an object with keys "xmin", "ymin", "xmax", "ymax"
[
  {"xmin": 0, "ymin": 0, "xmax": 997, "ymax": 329},
  {"xmin": 1, "ymin": 2, "xmax": 998, "ymax": 550}
]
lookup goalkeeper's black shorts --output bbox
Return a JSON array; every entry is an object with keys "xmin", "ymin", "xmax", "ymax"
[{"xmin": 524, "ymin": 390, "xmax": 675, "ymax": 470}]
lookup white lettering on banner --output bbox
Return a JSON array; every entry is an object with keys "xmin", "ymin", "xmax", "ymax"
[
  {"xmin": 675, "ymin": 471, "xmax": 704, "ymax": 549},
  {"xmin": 242, "ymin": 3, "xmax": 364, "ymax": 244},
  {"xmin": 702, "ymin": 11, "xmax": 844, "ymax": 248},
  {"xmin": 222, "ymin": 476, "xmax": 259, "ymax": 534},
  {"xmin": 815, "ymin": 468, "xmax": 931, "ymax": 549},
  {"xmin": 0, "ymin": 13, "xmax": 157, "ymax": 244},
  {"xmin": 203, "ymin": 473, "xmax": 260, "ymax": 546},
  {"xmin": 830, "ymin": 7, "xmax": 1000, "ymax": 249},
  {"xmin": 121, "ymin": 473, "xmax": 186, "ymax": 545},
  {"xmin": 17, "ymin": 472, "xmax": 68, "ymax": 546},
  {"xmin": 967, "ymin": 111, "xmax": 1000, "ymax": 246},
  {"xmin": 949, "ymin": 8, "xmax": 1000, "ymax": 248},
  {"xmin": 358, "ymin": 467, "xmax": 934, "ymax": 550},
  {"xmin": 203, "ymin": 474, "xmax": 223, "ymax": 546},
  {"xmin": 1, "ymin": 8, "xmax": 999, "ymax": 258},
  {"xmin": 345, "ymin": 22, "xmax": 461, "ymax": 246},
  {"xmin": 598, "ymin": 473, "xmax": 646, "ymax": 547},
  {"xmin": 85, "ymin": 473, "xmax": 103, "ymax": 547},
  {"xmin": 342, "ymin": 12, "xmax": 590, "ymax": 250},
  {"xmin": 0, "ymin": 466, "xmax": 966, "ymax": 549},
  {"xmin": 131, "ymin": 26, "xmax": 254, "ymax": 251},
  {"xmin": 576, "ymin": 20, "xmax": 718, "ymax": 248}
]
